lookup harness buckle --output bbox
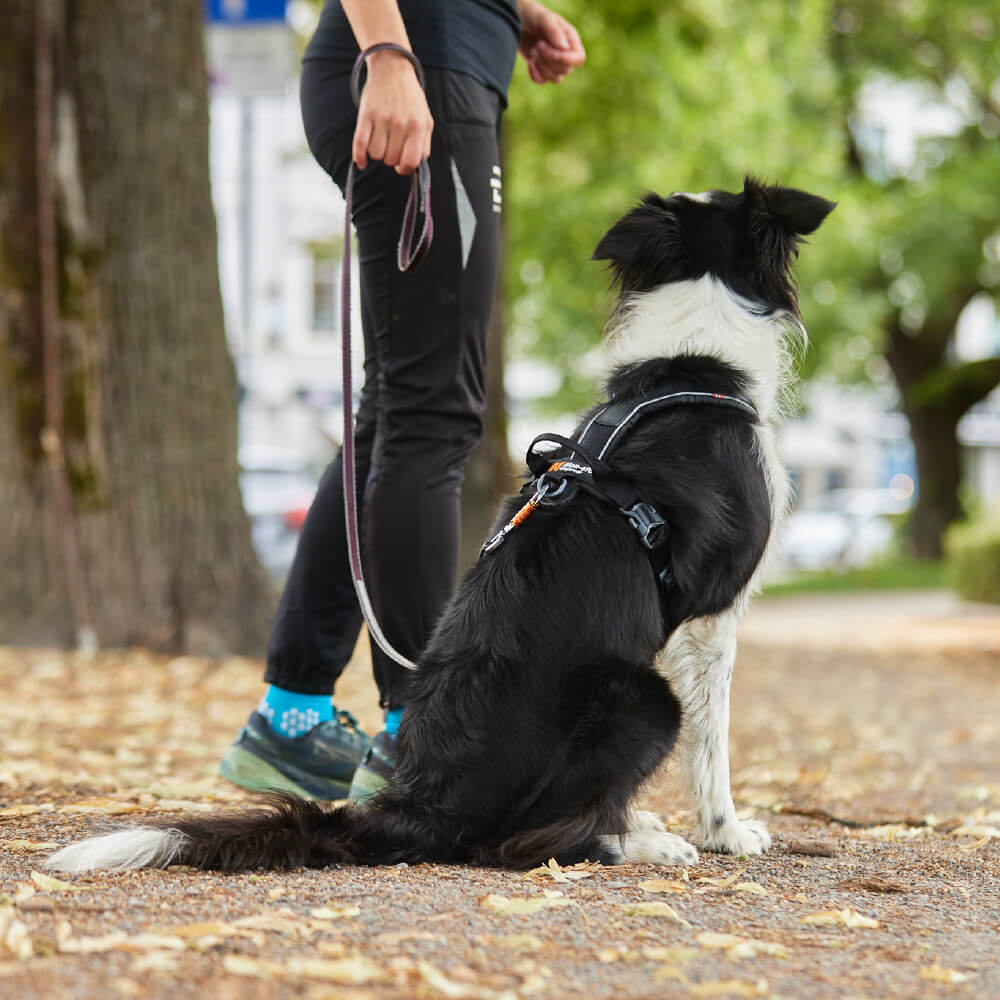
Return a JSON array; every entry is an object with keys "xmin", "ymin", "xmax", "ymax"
[{"xmin": 621, "ymin": 502, "xmax": 669, "ymax": 550}]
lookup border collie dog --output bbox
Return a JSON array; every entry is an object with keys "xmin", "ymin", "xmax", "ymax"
[{"xmin": 48, "ymin": 176, "xmax": 834, "ymax": 875}]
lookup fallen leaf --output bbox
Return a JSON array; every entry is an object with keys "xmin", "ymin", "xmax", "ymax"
[
  {"xmin": 801, "ymin": 908, "xmax": 879, "ymax": 929},
  {"xmin": 30, "ymin": 872, "xmax": 85, "ymax": 894},
  {"xmin": 0, "ymin": 906, "xmax": 33, "ymax": 961},
  {"xmin": 786, "ymin": 839, "xmax": 837, "ymax": 857},
  {"xmin": 920, "ymin": 965, "xmax": 972, "ymax": 984},
  {"xmin": 286, "ymin": 955, "xmax": 384, "ymax": 984},
  {"xmin": 732, "ymin": 882, "xmax": 769, "ymax": 896},
  {"xmin": 309, "ymin": 904, "xmax": 361, "ymax": 919},
  {"xmin": 222, "ymin": 955, "xmax": 282, "ymax": 978},
  {"xmin": 691, "ymin": 978, "xmax": 769, "ymax": 998},
  {"xmin": 837, "ymin": 876, "xmax": 908, "ymax": 894},
  {"xmin": 653, "ymin": 965, "xmax": 690, "ymax": 984},
  {"xmin": 863, "ymin": 825, "xmax": 928, "ymax": 842},
  {"xmin": 60, "ymin": 798, "xmax": 144, "ymax": 815},
  {"xmin": 417, "ymin": 960, "xmax": 486, "ymax": 998},
  {"xmin": 695, "ymin": 873, "xmax": 744, "ymax": 888},
  {"xmin": 619, "ymin": 901, "xmax": 690, "ymax": 925},
  {"xmin": 0, "ymin": 805, "xmax": 54, "ymax": 818},
  {"xmin": 3, "ymin": 839, "xmax": 60, "ymax": 852},
  {"xmin": 130, "ymin": 951, "xmax": 182, "ymax": 973},
  {"xmin": 642, "ymin": 946, "xmax": 700, "ymax": 963},
  {"xmin": 479, "ymin": 894, "xmax": 571, "ymax": 915},
  {"xmin": 523, "ymin": 858, "xmax": 598, "ymax": 882},
  {"xmin": 637, "ymin": 878, "xmax": 687, "ymax": 894},
  {"xmin": 949, "ymin": 824, "xmax": 1000, "ymax": 840}
]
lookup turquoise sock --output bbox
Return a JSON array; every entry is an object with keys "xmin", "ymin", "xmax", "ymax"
[
  {"xmin": 257, "ymin": 685, "xmax": 333, "ymax": 738},
  {"xmin": 384, "ymin": 707, "xmax": 404, "ymax": 736}
]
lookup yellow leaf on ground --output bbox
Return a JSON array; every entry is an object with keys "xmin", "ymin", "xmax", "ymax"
[
  {"xmin": 697, "ymin": 933, "xmax": 746, "ymax": 950},
  {"xmin": 286, "ymin": 955, "xmax": 384, "ymax": 984},
  {"xmin": 653, "ymin": 965, "xmax": 690, "ymax": 984},
  {"xmin": 802, "ymin": 908, "xmax": 879, "ymax": 929},
  {"xmin": 921, "ymin": 965, "xmax": 972, "ymax": 984},
  {"xmin": 310, "ymin": 904, "xmax": 361, "ymax": 919},
  {"xmin": 60, "ymin": 798, "xmax": 144, "ymax": 815},
  {"xmin": 417, "ymin": 960, "xmax": 484, "ymax": 998},
  {"xmin": 479, "ymin": 894, "xmax": 571, "ymax": 915},
  {"xmin": 695, "ymin": 873, "xmax": 744, "ymax": 888},
  {"xmin": 691, "ymin": 978, "xmax": 769, "ymax": 998},
  {"xmin": 30, "ymin": 872, "xmax": 85, "ymax": 893},
  {"xmin": 732, "ymin": 882, "xmax": 769, "ymax": 896},
  {"xmin": 619, "ymin": 901, "xmax": 690, "ymax": 925},
  {"xmin": 222, "ymin": 955, "xmax": 283, "ymax": 978},
  {"xmin": 642, "ymin": 946, "xmax": 700, "ymax": 963},
  {"xmin": 638, "ymin": 878, "xmax": 687, "ymax": 894},
  {"xmin": 523, "ymin": 858, "xmax": 597, "ymax": 882},
  {"xmin": 3, "ymin": 839, "xmax": 60, "ymax": 852}
]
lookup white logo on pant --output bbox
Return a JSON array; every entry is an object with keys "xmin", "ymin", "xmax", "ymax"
[{"xmin": 491, "ymin": 164, "xmax": 502, "ymax": 214}]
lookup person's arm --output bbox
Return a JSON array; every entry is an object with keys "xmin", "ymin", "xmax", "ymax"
[
  {"xmin": 340, "ymin": 0, "xmax": 433, "ymax": 175},
  {"xmin": 517, "ymin": 0, "xmax": 586, "ymax": 84}
]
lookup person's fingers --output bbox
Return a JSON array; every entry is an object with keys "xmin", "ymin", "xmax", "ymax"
[
  {"xmin": 352, "ymin": 115, "xmax": 373, "ymax": 170},
  {"xmin": 396, "ymin": 131, "xmax": 425, "ymax": 175}
]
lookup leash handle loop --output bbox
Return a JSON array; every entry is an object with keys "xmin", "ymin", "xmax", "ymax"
[{"xmin": 341, "ymin": 43, "xmax": 435, "ymax": 674}]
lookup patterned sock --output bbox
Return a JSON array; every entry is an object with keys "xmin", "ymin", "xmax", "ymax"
[
  {"xmin": 383, "ymin": 707, "xmax": 405, "ymax": 736},
  {"xmin": 257, "ymin": 685, "xmax": 333, "ymax": 738}
]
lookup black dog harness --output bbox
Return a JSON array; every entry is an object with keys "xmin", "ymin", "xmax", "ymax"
[{"xmin": 480, "ymin": 386, "xmax": 758, "ymax": 589}]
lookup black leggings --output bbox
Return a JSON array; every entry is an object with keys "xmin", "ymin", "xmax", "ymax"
[{"xmin": 264, "ymin": 63, "xmax": 504, "ymax": 708}]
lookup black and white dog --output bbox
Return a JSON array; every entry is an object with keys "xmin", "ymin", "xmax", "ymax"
[{"xmin": 47, "ymin": 176, "xmax": 834, "ymax": 875}]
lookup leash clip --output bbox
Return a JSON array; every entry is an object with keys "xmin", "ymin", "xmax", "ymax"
[{"xmin": 621, "ymin": 502, "xmax": 669, "ymax": 550}]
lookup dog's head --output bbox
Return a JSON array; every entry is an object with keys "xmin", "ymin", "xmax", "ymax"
[{"xmin": 592, "ymin": 175, "xmax": 835, "ymax": 316}]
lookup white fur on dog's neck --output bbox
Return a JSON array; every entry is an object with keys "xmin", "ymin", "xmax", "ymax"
[{"xmin": 603, "ymin": 275, "xmax": 803, "ymax": 423}]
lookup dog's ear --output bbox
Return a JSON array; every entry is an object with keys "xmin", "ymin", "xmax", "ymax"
[
  {"xmin": 743, "ymin": 175, "xmax": 836, "ymax": 236},
  {"xmin": 592, "ymin": 195, "xmax": 686, "ymax": 292}
]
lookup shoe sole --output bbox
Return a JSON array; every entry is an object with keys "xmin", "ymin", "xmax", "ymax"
[{"xmin": 219, "ymin": 746, "xmax": 351, "ymax": 801}]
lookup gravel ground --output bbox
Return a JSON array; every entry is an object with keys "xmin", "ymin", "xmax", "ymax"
[{"xmin": 1, "ymin": 591, "xmax": 998, "ymax": 999}]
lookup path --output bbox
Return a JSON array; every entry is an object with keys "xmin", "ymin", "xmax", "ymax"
[{"xmin": 0, "ymin": 591, "xmax": 997, "ymax": 998}]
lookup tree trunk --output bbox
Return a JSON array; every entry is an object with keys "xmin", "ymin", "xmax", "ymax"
[
  {"xmin": 904, "ymin": 409, "xmax": 963, "ymax": 560},
  {"xmin": 0, "ymin": 0, "xmax": 273, "ymax": 653}
]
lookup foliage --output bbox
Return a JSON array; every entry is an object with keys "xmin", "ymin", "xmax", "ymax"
[
  {"xmin": 946, "ymin": 507, "xmax": 1000, "ymax": 604},
  {"xmin": 503, "ymin": 0, "xmax": 844, "ymax": 412}
]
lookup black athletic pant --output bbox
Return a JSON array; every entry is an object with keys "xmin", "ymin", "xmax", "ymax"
[{"xmin": 264, "ymin": 63, "xmax": 504, "ymax": 709}]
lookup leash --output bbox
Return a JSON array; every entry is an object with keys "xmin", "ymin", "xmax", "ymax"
[{"xmin": 341, "ymin": 43, "xmax": 433, "ymax": 672}]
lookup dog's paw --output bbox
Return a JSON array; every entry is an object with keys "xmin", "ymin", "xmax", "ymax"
[
  {"xmin": 628, "ymin": 810, "xmax": 666, "ymax": 833},
  {"xmin": 701, "ymin": 818, "xmax": 771, "ymax": 856},
  {"xmin": 601, "ymin": 830, "xmax": 699, "ymax": 866}
]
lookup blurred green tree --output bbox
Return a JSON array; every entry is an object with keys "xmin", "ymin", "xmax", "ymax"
[
  {"xmin": 503, "ymin": 0, "xmax": 999, "ymax": 558},
  {"xmin": 0, "ymin": 0, "xmax": 272, "ymax": 651}
]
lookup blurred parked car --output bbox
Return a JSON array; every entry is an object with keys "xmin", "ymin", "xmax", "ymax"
[
  {"xmin": 239, "ymin": 448, "xmax": 319, "ymax": 581},
  {"xmin": 779, "ymin": 488, "xmax": 912, "ymax": 571}
]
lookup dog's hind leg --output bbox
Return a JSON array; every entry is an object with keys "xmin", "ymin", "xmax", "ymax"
[
  {"xmin": 660, "ymin": 611, "xmax": 771, "ymax": 856},
  {"xmin": 597, "ymin": 829, "xmax": 698, "ymax": 866}
]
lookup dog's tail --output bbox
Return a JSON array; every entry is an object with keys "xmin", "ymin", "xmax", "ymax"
[{"xmin": 44, "ymin": 794, "xmax": 435, "ymax": 874}]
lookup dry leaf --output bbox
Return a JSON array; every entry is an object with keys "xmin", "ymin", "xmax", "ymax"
[
  {"xmin": 30, "ymin": 871, "xmax": 85, "ymax": 894},
  {"xmin": 309, "ymin": 904, "xmax": 361, "ymax": 919},
  {"xmin": 0, "ymin": 906, "xmax": 33, "ymax": 961},
  {"xmin": 3, "ymin": 839, "xmax": 60, "ymax": 852},
  {"xmin": 837, "ymin": 876, "xmax": 907, "ymax": 894},
  {"xmin": 60, "ymin": 798, "xmax": 144, "ymax": 815},
  {"xmin": 479, "ymin": 894, "xmax": 570, "ymax": 915},
  {"xmin": 523, "ymin": 858, "xmax": 597, "ymax": 882},
  {"xmin": 863, "ymin": 824, "xmax": 928, "ymax": 842},
  {"xmin": 653, "ymin": 965, "xmax": 690, "ymax": 984},
  {"xmin": 286, "ymin": 955, "xmax": 384, "ymax": 984},
  {"xmin": 695, "ymin": 873, "xmax": 744, "ymax": 888},
  {"xmin": 619, "ymin": 901, "xmax": 690, "ymax": 925},
  {"xmin": 920, "ymin": 965, "xmax": 972, "ymax": 984},
  {"xmin": 642, "ymin": 946, "xmax": 700, "ymax": 963},
  {"xmin": 949, "ymin": 824, "xmax": 1000, "ymax": 840},
  {"xmin": 691, "ymin": 978, "xmax": 769, "ymax": 998},
  {"xmin": 417, "ymin": 960, "xmax": 489, "ymax": 998},
  {"xmin": 637, "ymin": 878, "xmax": 687, "ymax": 894},
  {"xmin": 801, "ymin": 908, "xmax": 879, "ymax": 929},
  {"xmin": 222, "ymin": 955, "xmax": 282, "ymax": 979},
  {"xmin": 732, "ymin": 882, "xmax": 769, "ymax": 896},
  {"xmin": 0, "ymin": 805, "xmax": 53, "ymax": 818},
  {"xmin": 131, "ymin": 951, "xmax": 182, "ymax": 973},
  {"xmin": 697, "ymin": 932, "xmax": 746, "ymax": 950}
]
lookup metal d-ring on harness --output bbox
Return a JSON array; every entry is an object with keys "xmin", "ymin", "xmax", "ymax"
[{"xmin": 481, "ymin": 388, "xmax": 759, "ymax": 589}]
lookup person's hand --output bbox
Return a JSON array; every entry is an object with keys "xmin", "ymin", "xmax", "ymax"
[
  {"xmin": 518, "ymin": 0, "xmax": 585, "ymax": 84},
  {"xmin": 352, "ymin": 48, "xmax": 434, "ymax": 175}
]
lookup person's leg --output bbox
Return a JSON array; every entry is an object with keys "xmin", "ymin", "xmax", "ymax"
[{"xmin": 347, "ymin": 69, "xmax": 505, "ymax": 798}]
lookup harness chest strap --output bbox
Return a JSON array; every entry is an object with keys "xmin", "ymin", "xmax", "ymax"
[{"xmin": 479, "ymin": 386, "xmax": 758, "ymax": 588}]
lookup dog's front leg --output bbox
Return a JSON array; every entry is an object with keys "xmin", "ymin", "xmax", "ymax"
[{"xmin": 660, "ymin": 611, "xmax": 771, "ymax": 855}]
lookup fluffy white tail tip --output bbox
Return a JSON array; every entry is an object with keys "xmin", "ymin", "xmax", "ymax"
[{"xmin": 44, "ymin": 828, "xmax": 189, "ymax": 873}]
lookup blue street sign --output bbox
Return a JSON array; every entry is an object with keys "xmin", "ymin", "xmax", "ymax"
[{"xmin": 206, "ymin": 0, "xmax": 287, "ymax": 24}]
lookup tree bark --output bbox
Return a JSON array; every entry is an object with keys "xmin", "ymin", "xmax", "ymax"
[{"xmin": 0, "ymin": 0, "xmax": 273, "ymax": 653}]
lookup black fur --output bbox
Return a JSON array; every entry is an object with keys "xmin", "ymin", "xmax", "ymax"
[{"xmin": 77, "ymin": 179, "xmax": 834, "ymax": 873}]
